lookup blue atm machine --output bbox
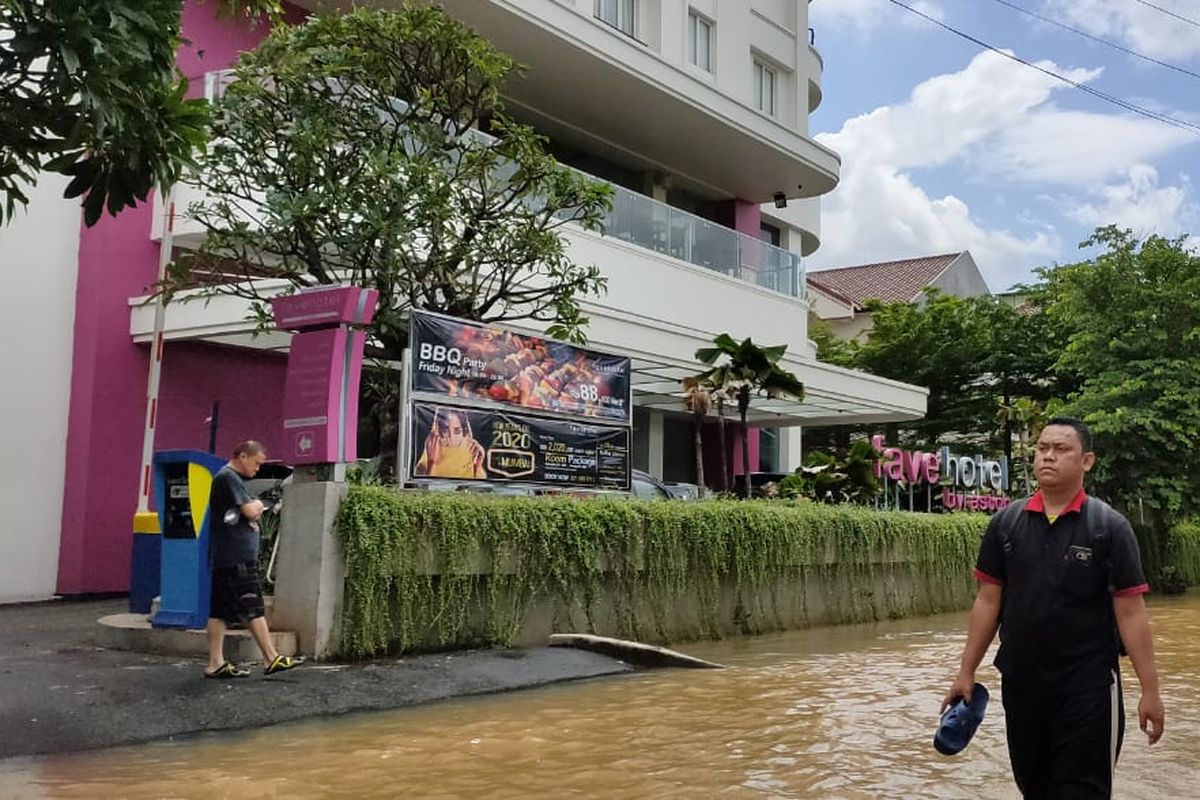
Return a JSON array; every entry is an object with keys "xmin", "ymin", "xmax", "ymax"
[{"xmin": 151, "ymin": 450, "xmax": 227, "ymax": 629}]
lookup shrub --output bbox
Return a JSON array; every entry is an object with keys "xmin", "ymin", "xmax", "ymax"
[{"xmin": 334, "ymin": 487, "xmax": 989, "ymax": 658}]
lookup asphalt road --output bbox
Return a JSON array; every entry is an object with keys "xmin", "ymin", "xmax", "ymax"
[{"xmin": 0, "ymin": 599, "xmax": 632, "ymax": 759}]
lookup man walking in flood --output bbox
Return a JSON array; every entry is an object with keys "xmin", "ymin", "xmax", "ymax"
[
  {"xmin": 205, "ymin": 440, "xmax": 301, "ymax": 678},
  {"xmin": 943, "ymin": 417, "xmax": 1164, "ymax": 798}
]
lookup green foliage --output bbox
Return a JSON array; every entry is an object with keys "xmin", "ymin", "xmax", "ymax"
[
  {"xmin": 694, "ymin": 333, "xmax": 804, "ymax": 497},
  {"xmin": 0, "ymin": 0, "xmax": 278, "ymax": 226},
  {"xmin": 807, "ymin": 317, "xmax": 856, "ymax": 367},
  {"xmin": 173, "ymin": 5, "xmax": 612, "ymax": 355},
  {"xmin": 995, "ymin": 396, "xmax": 1047, "ymax": 495},
  {"xmin": 811, "ymin": 291, "xmax": 1060, "ymax": 451},
  {"xmin": 334, "ymin": 487, "xmax": 987, "ymax": 658},
  {"xmin": 1043, "ymin": 227, "xmax": 1200, "ymax": 520},
  {"xmin": 1163, "ymin": 519, "xmax": 1200, "ymax": 594},
  {"xmin": 794, "ymin": 439, "xmax": 881, "ymax": 504}
]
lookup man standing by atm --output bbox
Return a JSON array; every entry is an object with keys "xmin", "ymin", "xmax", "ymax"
[{"xmin": 204, "ymin": 440, "xmax": 301, "ymax": 678}]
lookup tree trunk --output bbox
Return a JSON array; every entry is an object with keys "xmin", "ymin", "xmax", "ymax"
[
  {"xmin": 692, "ymin": 419, "xmax": 706, "ymax": 489},
  {"xmin": 1002, "ymin": 391, "xmax": 1013, "ymax": 468},
  {"xmin": 738, "ymin": 386, "xmax": 752, "ymax": 499},
  {"xmin": 1018, "ymin": 432, "xmax": 1030, "ymax": 495},
  {"xmin": 716, "ymin": 407, "xmax": 729, "ymax": 493},
  {"xmin": 377, "ymin": 402, "xmax": 399, "ymax": 482}
]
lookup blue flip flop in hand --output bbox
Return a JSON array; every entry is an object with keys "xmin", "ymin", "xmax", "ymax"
[{"xmin": 934, "ymin": 683, "xmax": 989, "ymax": 756}]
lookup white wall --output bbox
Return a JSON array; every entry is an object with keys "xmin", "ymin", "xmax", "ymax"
[
  {"xmin": 564, "ymin": 226, "xmax": 813, "ymax": 357},
  {"xmin": 0, "ymin": 176, "xmax": 80, "ymax": 602}
]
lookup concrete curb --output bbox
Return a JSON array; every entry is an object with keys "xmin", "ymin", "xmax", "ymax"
[
  {"xmin": 97, "ymin": 613, "xmax": 297, "ymax": 662},
  {"xmin": 548, "ymin": 633, "xmax": 727, "ymax": 669}
]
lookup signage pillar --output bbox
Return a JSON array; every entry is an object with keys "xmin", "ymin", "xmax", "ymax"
[{"xmin": 271, "ymin": 286, "xmax": 379, "ymax": 467}]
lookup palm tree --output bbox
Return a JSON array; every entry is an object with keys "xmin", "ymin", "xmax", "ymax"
[
  {"xmin": 995, "ymin": 396, "xmax": 1046, "ymax": 494},
  {"xmin": 684, "ymin": 366, "xmax": 734, "ymax": 493},
  {"xmin": 695, "ymin": 334, "xmax": 805, "ymax": 498},
  {"xmin": 682, "ymin": 378, "xmax": 711, "ymax": 489}
]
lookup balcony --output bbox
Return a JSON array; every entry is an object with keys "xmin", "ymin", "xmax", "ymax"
[
  {"xmin": 163, "ymin": 73, "xmax": 806, "ymax": 301},
  {"xmin": 596, "ymin": 182, "xmax": 804, "ymax": 298},
  {"xmin": 426, "ymin": 0, "xmax": 840, "ymax": 205}
]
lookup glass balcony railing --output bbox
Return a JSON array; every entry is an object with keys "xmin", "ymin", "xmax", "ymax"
[
  {"xmin": 595, "ymin": 181, "xmax": 805, "ymax": 298},
  {"xmin": 201, "ymin": 69, "xmax": 804, "ymax": 298}
]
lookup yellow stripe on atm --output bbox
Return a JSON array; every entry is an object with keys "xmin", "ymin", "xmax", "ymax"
[
  {"xmin": 132, "ymin": 511, "xmax": 161, "ymax": 534},
  {"xmin": 188, "ymin": 462, "xmax": 214, "ymax": 538}
]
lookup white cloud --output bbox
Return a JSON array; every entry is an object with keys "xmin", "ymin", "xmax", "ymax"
[
  {"xmin": 986, "ymin": 110, "xmax": 1193, "ymax": 185},
  {"xmin": 1045, "ymin": 0, "xmax": 1200, "ymax": 60},
  {"xmin": 812, "ymin": 163, "xmax": 1060, "ymax": 291},
  {"xmin": 1068, "ymin": 165, "xmax": 1197, "ymax": 234},
  {"xmin": 809, "ymin": 49, "xmax": 1197, "ymax": 288}
]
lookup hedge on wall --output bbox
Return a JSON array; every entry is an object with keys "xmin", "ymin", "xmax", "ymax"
[
  {"xmin": 1164, "ymin": 518, "xmax": 1200, "ymax": 590},
  {"xmin": 334, "ymin": 487, "xmax": 989, "ymax": 659}
]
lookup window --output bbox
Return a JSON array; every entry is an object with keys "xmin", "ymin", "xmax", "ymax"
[
  {"xmin": 753, "ymin": 60, "xmax": 776, "ymax": 116},
  {"xmin": 688, "ymin": 11, "xmax": 712, "ymax": 72},
  {"xmin": 759, "ymin": 222, "xmax": 781, "ymax": 247},
  {"xmin": 759, "ymin": 428, "xmax": 780, "ymax": 473},
  {"xmin": 204, "ymin": 69, "xmax": 236, "ymax": 102},
  {"xmin": 594, "ymin": 0, "xmax": 636, "ymax": 37}
]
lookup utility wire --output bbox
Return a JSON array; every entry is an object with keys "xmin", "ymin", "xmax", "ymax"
[
  {"xmin": 888, "ymin": 0, "xmax": 1200, "ymax": 136},
  {"xmin": 988, "ymin": 0, "xmax": 1200, "ymax": 81},
  {"xmin": 1132, "ymin": 0, "xmax": 1200, "ymax": 29}
]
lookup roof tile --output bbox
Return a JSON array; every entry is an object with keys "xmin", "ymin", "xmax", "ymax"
[{"xmin": 807, "ymin": 253, "xmax": 963, "ymax": 308}]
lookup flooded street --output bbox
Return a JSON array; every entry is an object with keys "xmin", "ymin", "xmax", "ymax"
[{"xmin": 2, "ymin": 595, "xmax": 1197, "ymax": 799}]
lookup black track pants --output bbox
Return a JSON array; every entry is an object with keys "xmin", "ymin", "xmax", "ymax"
[{"xmin": 1002, "ymin": 673, "xmax": 1125, "ymax": 799}]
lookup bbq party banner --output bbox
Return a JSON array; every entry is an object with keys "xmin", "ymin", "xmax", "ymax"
[
  {"xmin": 409, "ymin": 402, "xmax": 631, "ymax": 490},
  {"xmin": 411, "ymin": 311, "xmax": 632, "ymax": 423}
]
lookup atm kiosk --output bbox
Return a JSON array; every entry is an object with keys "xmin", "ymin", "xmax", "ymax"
[{"xmin": 150, "ymin": 450, "xmax": 227, "ymax": 629}]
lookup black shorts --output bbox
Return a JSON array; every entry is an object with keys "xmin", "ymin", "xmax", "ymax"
[
  {"xmin": 209, "ymin": 562, "xmax": 265, "ymax": 625},
  {"xmin": 1002, "ymin": 672, "xmax": 1125, "ymax": 799}
]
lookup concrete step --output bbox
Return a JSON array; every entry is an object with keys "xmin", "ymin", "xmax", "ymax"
[
  {"xmin": 149, "ymin": 595, "xmax": 280, "ymax": 627},
  {"xmin": 97, "ymin": 613, "xmax": 297, "ymax": 663}
]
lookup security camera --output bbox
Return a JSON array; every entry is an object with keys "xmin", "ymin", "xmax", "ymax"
[{"xmin": 773, "ymin": 192, "xmax": 787, "ymax": 209}]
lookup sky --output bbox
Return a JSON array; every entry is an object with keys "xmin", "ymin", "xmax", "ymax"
[{"xmin": 805, "ymin": 0, "xmax": 1200, "ymax": 291}]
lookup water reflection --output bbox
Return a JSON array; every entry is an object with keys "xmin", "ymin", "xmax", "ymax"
[{"xmin": 4, "ymin": 596, "xmax": 1197, "ymax": 798}]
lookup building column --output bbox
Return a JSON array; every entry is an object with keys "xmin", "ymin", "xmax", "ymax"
[
  {"xmin": 780, "ymin": 426, "xmax": 804, "ymax": 472},
  {"xmin": 648, "ymin": 411, "xmax": 665, "ymax": 479}
]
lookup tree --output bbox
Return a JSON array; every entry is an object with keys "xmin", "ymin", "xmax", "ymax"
[
  {"xmin": 813, "ymin": 291, "xmax": 1060, "ymax": 451},
  {"xmin": 681, "ymin": 378, "xmax": 710, "ymax": 489},
  {"xmin": 170, "ymin": 6, "xmax": 612, "ymax": 356},
  {"xmin": 807, "ymin": 316, "xmax": 856, "ymax": 368},
  {"xmin": 694, "ymin": 334, "xmax": 804, "ymax": 498},
  {"xmin": 995, "ymin": 396, "xmax": 1046, "ymax": 494},
  {"xmin": 1041, "ymin": 227, "xmax": 1200, "ymax": 530},
  {"xmin": 0, "ymin": 0, "xmax": 279, "ymax": 226}
]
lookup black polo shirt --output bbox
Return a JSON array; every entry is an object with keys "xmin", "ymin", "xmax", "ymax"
[{"xmin": 974, "ymin": 489, "xmax": 1148, "ymax": 689}]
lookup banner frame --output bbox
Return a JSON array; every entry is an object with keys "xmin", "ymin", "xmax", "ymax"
[{"xmin": 408, "ymin": 308, "xmax": 634, "ymax": 426}]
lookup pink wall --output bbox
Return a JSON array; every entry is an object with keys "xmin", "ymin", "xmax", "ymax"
[
  {"xmin": 177, "ymin": 1, "xmax": 307, "ymax": 91},
  {"xmin": 731, "ymin": 425, "xmax": 761, "ymax": 477},
  {"xmin": 156, "ymin": 343, "xmax": 286, "ymax": 457},
  {"xmin": 56, "ymin": 2, "xmax": 298, "ymax": 594},
  {"xmin": 713, "ymin": 199, "xmax": 764, "ymax": 476},
  {"xmin": 57, "ymin": 204, "xmax": 162, "ymax": 593}
]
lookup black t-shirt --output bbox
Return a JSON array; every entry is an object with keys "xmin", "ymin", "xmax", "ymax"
[
  {"xmin": 974, "ymin": 491, "xmax": 1148, "ymax": 689},
  {"xmin": 209, "ymin": 465, "xmax": 259, "ymax": 569}
]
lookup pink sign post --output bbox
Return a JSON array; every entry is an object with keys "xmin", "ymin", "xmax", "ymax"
[{"xmin": 271, "ymin": 286, "xmax": 378, "ymax": 465}]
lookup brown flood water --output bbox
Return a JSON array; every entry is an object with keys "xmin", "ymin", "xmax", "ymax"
[{"xmin": 2, "ymin": 595, "xmax": 1198, "ymax": 799}]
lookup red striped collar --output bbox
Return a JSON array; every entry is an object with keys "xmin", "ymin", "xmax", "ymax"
[{"xmin": 1025, "ymin": 488, "xmax": 1087, "ymax": 515}]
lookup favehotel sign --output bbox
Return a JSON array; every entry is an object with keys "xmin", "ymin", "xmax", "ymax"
[{"xmin": 870, "ymin": 434, "xmax": 1011, "ymax": 512}]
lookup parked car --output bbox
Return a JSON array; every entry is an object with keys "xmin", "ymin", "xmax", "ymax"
[
  {"xmin": 663, "ymin": 481, "xmax": 706, "ymax": 500},
  {"xmin": 631, "ymin": 469, "xmax": 673, "ymax": 500},
  {"xmin": 421, "ymin": 469, "xmax": 681, "ymax": 500}
]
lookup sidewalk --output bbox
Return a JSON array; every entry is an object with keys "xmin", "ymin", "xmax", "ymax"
[{"xmin": 0, "ymin": 599, "xmax": 632, "ymax": 759}]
